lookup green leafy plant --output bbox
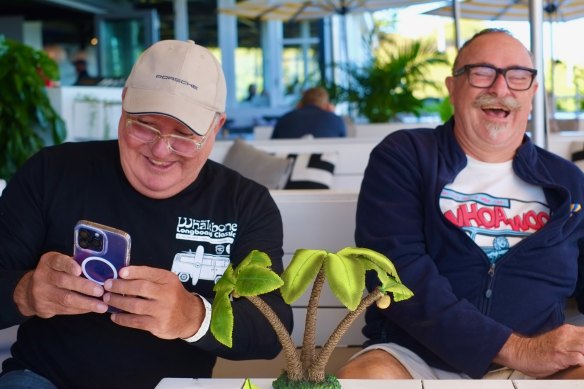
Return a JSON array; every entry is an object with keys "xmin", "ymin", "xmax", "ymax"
[
  {"xmin": 0, "ymin": 35, "xmax": 66, "ymax": 180},
  {"xmin": 423, "ymin": 97, "xmax": 454, "ymax": 122},
  {"xmin": 211, "ymin": 247, "xmax": 413, "ymax": 388},
  {"xmin": 332, "ymin": 38, "xmax": 449, "ymax": 123}
]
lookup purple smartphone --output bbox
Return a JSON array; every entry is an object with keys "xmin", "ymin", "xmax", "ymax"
[{"xmin": 73, "ymin": 220, "xmax": 131, "ymax": 285}]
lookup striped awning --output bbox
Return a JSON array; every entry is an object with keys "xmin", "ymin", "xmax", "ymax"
[
  {"xmin": 219, "ymin": 0, "xmax": 440, "ymax": 22},
  {"xmin": 425, "ymin": 0, "xmax": 584, "ymax": 22}
]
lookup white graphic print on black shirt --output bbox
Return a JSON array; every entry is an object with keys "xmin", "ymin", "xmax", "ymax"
[{"xmin": 172, "ymin": 216, "xmax": 237, "ymax": 285}]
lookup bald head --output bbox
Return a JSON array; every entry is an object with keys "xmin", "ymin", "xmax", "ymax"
[
  {"xmin": 453, "ymin": 28, "xmax": 535, "ymax": 72},
  {"xmin": 299, "ymin": 87, "xmax": 331, "ymax": 110}
]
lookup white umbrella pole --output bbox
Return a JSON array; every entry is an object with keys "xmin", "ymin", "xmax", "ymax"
[
  {"xmin": 530, "ymin": 0, "xmax": 547, "ymax": 148},
  {"xmin": 452, "ymin": 0, "xmax": 462, "ymax": 49},
  {"xmin": 173, "ymin": 0, "xmax": 189, "ymax": 40}
]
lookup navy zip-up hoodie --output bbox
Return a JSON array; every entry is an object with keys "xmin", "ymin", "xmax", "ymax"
[{"xmin": 357, "ymin": 118, "xmax": 584, "ymax": 378}]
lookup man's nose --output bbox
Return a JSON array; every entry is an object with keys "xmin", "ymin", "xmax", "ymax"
[
  {"xmin": 488, "ymin": 72, "xmax": 510, "ymax": 94},
  {"xmin": 150, "ymin": 135, "xmax": 174, "ymax": 156}
]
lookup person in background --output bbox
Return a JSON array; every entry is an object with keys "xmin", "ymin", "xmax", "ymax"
[
  {"xmin": 245, "ymin": 83, "xmax": 257, "ymax": 102},
  {"xmin": 271, "ymin": 86, "xmax": 347, "ymax": 139},
  {"xmin": 72, "ymin": 59, "xmax": 90, "ymax": 84},
  {"xmin": 0, "ymin": 39, "xmax": 292, "ymax": 389},
  {"xmin": 336, "ymin": 28, "xmax": 584, "ymax": 380},
  {"xmin": 73, "ymin": 59, "xmax": 102, "ymax": 86}
]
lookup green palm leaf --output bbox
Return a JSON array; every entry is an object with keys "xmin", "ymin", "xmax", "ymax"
[
  {"xmin": 280, "ymin": 249, "xmax": 327, "ymax": 304},
  {"xmin": 210, "ymin": 292, "xmax": 235, "ymax": 347},
  {"xmin": 360, "ymin": 255, "xmax": 414, "ymax": 302},
  {"xmin": 213, "ymin": 264, "xmax": 236, "ymax": 294},
  {"xmin": 236, "ymin": 250, "xmax": 272, "ymax": 274},
  {"xmin": 324, "ymin": 252, "xmax": 365, "ymax": 311},
  {"xmin": 339, "ymin": 247, "xmax": 399, "ymax": 279},
  {"xmin": 235, "ymin": 265, "xmax": 283, "ymax": 296}
]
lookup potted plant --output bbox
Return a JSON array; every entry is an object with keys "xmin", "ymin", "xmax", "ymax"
[
  {"xmin": 211, "ymin": 247, "xmax": 413, "ymax": 388},
  {"xmin": 330, "ymin": 38, "xmax": 449, "ymax": 123},
  {"xmin": 0, "ymin": 35, "xmax": 66, "ymax": 181}
]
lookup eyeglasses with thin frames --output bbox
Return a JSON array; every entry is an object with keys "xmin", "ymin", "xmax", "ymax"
[
  {"xmin": 453, "ymin": 64, "xmax": 537, "ymax": 91},
  {"xmin": 125, "ymin": 114, "xmax": 219, "ymax": 157}
]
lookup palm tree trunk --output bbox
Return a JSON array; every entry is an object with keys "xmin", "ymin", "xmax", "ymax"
[
  {"xmin": 300, "ymin": 268, "xmax": 325, "ymax": 371},
  {"xmin": 245, "ymin": 295, "xmax": 303, "ymax": 381},
  {"xmin": 307, "ymin": 288, "xmax": 383, "ymax": 382}
]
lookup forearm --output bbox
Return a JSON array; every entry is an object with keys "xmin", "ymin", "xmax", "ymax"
[
  {"xmin": 493, "ymin": 333, "xmax": 527, "ymax": 369},
  {"xmin": 493, "ymin": 325, "xmax": 584, "ymax": 377}
]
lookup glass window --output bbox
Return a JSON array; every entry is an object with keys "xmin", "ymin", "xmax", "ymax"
[
  {"xmin": 96, "ymin": 10, "xmax": 158, "ymax": 79},
  {"xmin": 235, "ymin": 20, "xmax": 265, "ymax": 105},
  {"xmin": 282, "ymin": 20, "xmax": 322, "ymax": 103}
]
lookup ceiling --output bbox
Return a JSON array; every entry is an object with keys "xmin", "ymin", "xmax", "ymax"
[{"xmin": 0, "ymin": 0, "xmax": 219, "ymax": 46}]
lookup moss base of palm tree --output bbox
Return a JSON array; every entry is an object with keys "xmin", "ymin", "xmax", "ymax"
[{"xmin": 272, "ymin": 373, "xmax": 340, "ymax": 389}]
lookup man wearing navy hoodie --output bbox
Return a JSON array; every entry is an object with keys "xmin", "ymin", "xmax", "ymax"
[
  {"xmin": 271, "ymin": 87, "xmax": 346, "ymax": 139},
  {"xmin": 338, "ymin": 28, "xmax": 584, "ymax": 380}
]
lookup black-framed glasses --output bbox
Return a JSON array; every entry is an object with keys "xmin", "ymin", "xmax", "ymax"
[
  {"xmin": 125, "ymin": 114, "xmax": 218, "ymax": 157},
  {"xmin": 453, "ymin": 64, "xmax": 537, "ymax": 91}
]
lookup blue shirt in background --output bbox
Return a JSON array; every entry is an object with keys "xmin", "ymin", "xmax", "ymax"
[{"xmin": 271, "ymin": 104, "xmax": 347, "ymax": 139}]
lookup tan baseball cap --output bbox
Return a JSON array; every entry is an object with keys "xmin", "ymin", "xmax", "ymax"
[{"xmin": 123, "ymin": 40, "xmax": 226, "ymax": 136}]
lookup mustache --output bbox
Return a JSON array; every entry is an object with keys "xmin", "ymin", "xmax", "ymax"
[{"xmin": 472, "ymin": 94, "xmax": 521, "ymax": 111}]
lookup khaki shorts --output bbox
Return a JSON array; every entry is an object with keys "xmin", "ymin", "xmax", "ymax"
[{"xmin": 352, "ymin": 343, "xmax": 534, "ymax": 380}]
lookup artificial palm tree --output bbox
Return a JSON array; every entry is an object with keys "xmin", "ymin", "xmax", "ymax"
[{"xmin": 211, "ymin": 247, "xmax": 413, "ymax": 388}]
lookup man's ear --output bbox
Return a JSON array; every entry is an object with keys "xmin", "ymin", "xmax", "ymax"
[
  {"xmin": 213, "ymin": 113, "xmax": 227, "ymax": 135},
  {"xmin": 445, "ymin": 76, "xmax": 454, "ymax": 96}
]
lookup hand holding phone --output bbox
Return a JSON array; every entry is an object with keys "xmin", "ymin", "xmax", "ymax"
[{"xmin": 73, "ymin": 220, "xmax": 131, "ymax": 285}]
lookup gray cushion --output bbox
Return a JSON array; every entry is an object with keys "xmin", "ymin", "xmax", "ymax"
[{"xmin": 222, "ymin": 138, "xmax": 293, "ymax": 189}]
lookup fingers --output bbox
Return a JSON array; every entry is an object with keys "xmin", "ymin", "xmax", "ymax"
[
  {"xmin": 511, "ymin": 325, "xmax": 584, "ymax": 377},
  {"xmin": 14, "ymin": 252, "xmax": 109, "ymax": 318},
  {"xmin": 39, "ymin": 253, "xmax": 105, "ymax": 299},
  {"xmin": 104, "ymin": 266, "xmax": 175, "ymax": 300},
  {"xmin": 47, "ymin": 252, "xmax": 83, "ymax": 277},
  {"xmin": 103, "ymin": 267, "xmax": 204, "ymax": 339},
  {"xmin": 45, "ymin": 259, "xmax": 104, "ymax": 299}
]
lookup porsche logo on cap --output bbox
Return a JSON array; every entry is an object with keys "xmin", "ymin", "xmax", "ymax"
[{"xmin": 155, "ymin": 74, "xmax": 198, "ymax": 90}]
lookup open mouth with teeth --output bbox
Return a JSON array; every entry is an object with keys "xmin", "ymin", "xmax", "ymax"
[
  {"xmin": 482, "ymin": 106, "xmax": 511, "ymax": 118},
  {"xmin": 147, "ymin": 157, "xmax": 174, "ymax": 168}
]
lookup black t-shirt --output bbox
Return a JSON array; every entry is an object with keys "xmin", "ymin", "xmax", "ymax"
[{"xmin": 0, "ymin": 140, "xmax": 292, "ymax": 389}]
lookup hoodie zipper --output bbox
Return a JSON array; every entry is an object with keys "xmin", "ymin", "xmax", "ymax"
[{"xmin": 485, "ymin": 263, "xmax": 495, "ymax": 299}]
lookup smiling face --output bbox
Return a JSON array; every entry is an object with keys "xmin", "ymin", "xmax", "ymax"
[
  {"xmin": 445, "ymin": 31, "xmax": 538, "ymax": 162},
  {"xmin": 117, "ymin": 109, "xmax": 225, "ymax": 199}
]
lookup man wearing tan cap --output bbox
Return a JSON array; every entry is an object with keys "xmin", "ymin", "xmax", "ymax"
[{"xmin": 0, "ymin": 40, "xmax": 292, "ymax": 389}]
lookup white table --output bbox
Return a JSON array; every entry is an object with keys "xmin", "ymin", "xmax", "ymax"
[
  {"xmin": 423, "ymin": 381, "xmax": 514, "ymax": 389},
  {"xmin": 156, "ymin": 378, "xmax": 421, "ymax": 389},
  {"xmin": 156, "ymin": 378, "xmax": 584, "ymax": 389},
  {"xmin": 156, "ymin": 378, "xmax": 512, "ymax": 389},
  {"xmin": 515, "ymin": 382, "xmax": 584, "ymax": 389}
]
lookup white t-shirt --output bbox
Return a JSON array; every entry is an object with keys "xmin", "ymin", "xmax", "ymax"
[{"xmin": 439, "ymin": 156, "xmax": 550, "ymax": 263}]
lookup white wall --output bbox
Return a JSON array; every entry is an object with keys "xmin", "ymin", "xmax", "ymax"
[{"xmin": 47, "ymin": 86, "xmax": 123, "ymax": 141}]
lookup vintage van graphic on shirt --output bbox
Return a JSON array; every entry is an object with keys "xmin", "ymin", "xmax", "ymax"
[
  {"xmin": 171, "ymin": 245, "xmax": 230, "ymax": 285},
  {"xmin": 173, "ymin": 217, "xmax": 236, "ymax": 285}
]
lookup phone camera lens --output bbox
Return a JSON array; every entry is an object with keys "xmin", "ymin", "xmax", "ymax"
[{"xmin": 78, "ymin": 228, "xmax": 103, "ymax": 251}]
